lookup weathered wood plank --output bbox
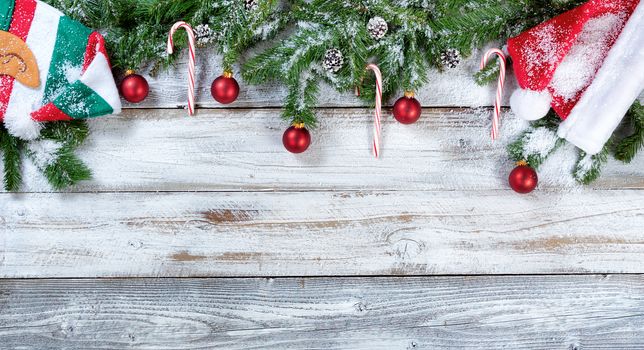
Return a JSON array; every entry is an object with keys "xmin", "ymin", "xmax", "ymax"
[
  {"xmin": 1, "ymin": 275, "xmax": 643, "ymax": 349},
  {"xmin": 2, "ymin": 190, "xmax": 643, "ymax": 278},
  {"xmin": 9, "ymin": 108, "xmax": 644, "ymax": 192},
  {"xmin": 129, "ymin": 50, "xmax": 518, "ymax": 109}
]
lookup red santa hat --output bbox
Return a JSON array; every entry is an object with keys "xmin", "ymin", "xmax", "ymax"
[{"xmin": 506, "ymin": 0, "xmax": 644, "ymax": 154}]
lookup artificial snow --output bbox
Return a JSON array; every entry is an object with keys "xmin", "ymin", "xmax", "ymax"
[
  {"xmin": 558, "ymin": 2, "xmax": 644, "ymax": 155},
  {"xmin": 20, "ymin": 152, "xmax": 54, "ymax": 192},
  {"xmin": 253, "ymin": 19, "xmax": 281, "ymax": 41},
  {"xmin": 457, "ymin": 108, "xmax": 582, "ymax": 190},
  {"xmin": 195, "ymin": 24, "xmax": 216, "ymax": 46},
  {"xmin": 63, "ymin": 62, "xmax": 83, "ymax": 85},
  {"xmin": 2, "ymin": 95, "xmax": 43, "ymax": 140},
  {"xmin": 575, "ymin": 152, "xmax": 595, "ymax": 179},
  {"xmin": 521, "ymin": 127, "xmax": 559, "ymax": 159},
  {"xmin": 536, "ymin": 142, "xmax": 580, "ymax": 189},
  {"xmin": 550, "ymin": 13, "xmax": 625, "ymax": 101},
  {"xmin": 27, "ymin": 139, "xmax": 62, "ymax": 168},
  {"xmin": 517, "ymin": 23, "xmax": 560, "ymax": 75}
]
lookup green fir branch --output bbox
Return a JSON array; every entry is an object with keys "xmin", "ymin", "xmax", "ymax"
[
  {"xmin": 430, "ymin": 1, "xmax": 525, "ymax": 55},
  {"xmin": 39, "ymin": 120, "xmax": 90, "ymax": 148},
  {"xmin": 44, "ymin": 150, "xmax": 92, "ymax": 190},
  {"xmin": 507, "ymin": 128, "xmax": 565, "ymax": 169},
  {"xmin": 474, "ymin": 57, "xmax": 501, "ymax": 86},
  {"xmin": 244, "ymin": 0, "xmax": 585, "ymax": 127},
  {"xmin": 507, "ymin": 112, "xmax": 563, "ymax": 169},
  {"xmin": 45, "ymin": 0, "xmax": 289, "ymax": 72},
  {"xmin": 0, "ymin": 127, "xmax": 23, "ymax": 191},
  {"xmin": 47, "ymin": 0, "xmax": 588, "ymax": 129},
  {"xmin": 0, "ymin": 119, "xmax": 90, "ymax": 191},
  {"xmin": 530, "ymin": 110, "xmax": 561, "ymax": 129},
  {"xmin": 284, "ymin": 75, "xmax": 320, "ymax": 127},
  {"xmin": 26, "ymin": 145, "xmax": 92, "ymax": 190},
  {"xmin": 32, "ymin": 0, "xmax": 622, "ymax": 190},
  {"xmin": 614, "ymin": 101, "xmax": 644, "ymax": 163},
  {"xmin": 573, "ymin": 143, "xmax": 610, "ymax": 185}
]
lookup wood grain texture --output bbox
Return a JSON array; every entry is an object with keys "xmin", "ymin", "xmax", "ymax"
[
  {"xmin": 7, "ymin": 108, "xmax": 643, "ymax": 192},
  {"xmin": 2, "ymin": 190, "xmax": 643, "ymax": 278},
  {"xmin": 2, "ymin": 43, "xmax": 642, "ymax": 350},
  {"xmin": 1, "ymin": 275, "xmax": 643, "ymax": 349}
]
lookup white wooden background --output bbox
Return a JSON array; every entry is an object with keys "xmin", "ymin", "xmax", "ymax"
[{"xmin": 1, "ymin": 52, "xmax": 644, "ymax": 349}]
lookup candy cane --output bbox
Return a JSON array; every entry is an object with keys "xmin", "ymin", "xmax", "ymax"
[
  {"xmin": 365, "ymin": 64, "xmax": 383, "ymax": 158},
  {"xmin": 167, "ymin": 21, "xmax": 197, "ymax": 116},
  {"xmin": 480, "ymin": 48, "xmax": 507, "ymax": 140}
]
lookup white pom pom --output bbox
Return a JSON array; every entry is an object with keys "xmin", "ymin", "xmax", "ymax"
[
  {"xmin": 510, "ymin": 89, "xmax": 552, "ymax": 121},
  {"xmin": 3, "ymin": 112, "xmax": 43, "ymax": 140}
]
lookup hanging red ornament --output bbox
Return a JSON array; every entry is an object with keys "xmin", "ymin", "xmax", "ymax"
[
  {"xmin": 120, "ymin": 70, "xmax": 149, "ymax": 103},
  {"xmin": 283, "ymin": 123, "xmax": 311, "ymax": 154},
  {"xmin": 211, "ymin": 71, "xmax": 240, "ymax": 104},
  {"xmin": 392, "ymin": 91, "xmax": 422, "ymax": 124},
  {"xmin": 509, "ymin": 161, "xmax": 538, "ymax": 194}
]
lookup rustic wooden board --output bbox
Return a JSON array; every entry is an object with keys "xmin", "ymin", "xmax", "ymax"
[
  {"xmin": 8, "ymin": 108, "xmax": 644, "ymax": 192},
  {"xmin": 3, "ymin": 190, "xmax": 643, "ymax": 278},
  {"xmin": 1, "ymin": 275, "xmax": 643, "ymax": 349},
  {"xmin": 2, "ymin": 43, "xmax": 643, "ymax": 350}
]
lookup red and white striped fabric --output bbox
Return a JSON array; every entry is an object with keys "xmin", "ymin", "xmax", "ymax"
[
  {"xmin": 0, "ymin": 0, "xmax": 121, "ymax": 140},
  {"xmin": 167, "ymin": 21, "xmax": 197, "ymax": 116},
  {"xmin": 480, "ymin": 48, "xmax": 506, "ymax": 140},
  {"xmin": 366, "ymin": 64, "xmax": 383, "ymax": 158}
]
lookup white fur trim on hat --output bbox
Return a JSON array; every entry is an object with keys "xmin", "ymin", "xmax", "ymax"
[
  {"xmin": 510, "ymin": 88, "xmax": 552, "ymax": 121},
  {"xmin": 4, "ymin": 113, "xmax": 43, "ymax": 140},
  {"xmin": 2, "ymin": 100, "xmax": 43, "ymax": 140}
]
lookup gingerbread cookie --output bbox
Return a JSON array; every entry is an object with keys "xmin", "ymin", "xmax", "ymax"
[{"xmin": 0, "ymin": 30, "xmax": 40, "ymax": 88}]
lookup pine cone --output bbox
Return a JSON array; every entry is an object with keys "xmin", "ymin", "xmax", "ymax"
[
  {"xmin": 245, "ymin": 0, "xmax": 258, "ymax": 11},
  {"xmin": 440, "ymin": 48, "xmax": 461, "ymax": 69},
  {"xmin": 367, "ymin": 16, "xmax": 388, "ymax": 40},
  {"xmin": 194, "ymin": 24, "xmax": 214, "ymax": 47},
  {"xmin": 322, "ymin": 48, "xmax": 344, "ymax": 73}
]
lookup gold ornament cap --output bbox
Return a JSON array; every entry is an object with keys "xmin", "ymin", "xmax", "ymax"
[{"xmin": 404, "ymin": 91, "xmax": 415, "ymax": 98}]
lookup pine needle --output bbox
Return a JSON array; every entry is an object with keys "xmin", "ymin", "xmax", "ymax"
[
  {"xmin": 39, "ymin": 146, "xmax": 92, "ymax": 190},
  {"xmin": 614, "ymin": 101, "xmax": 644, "ymax": 163},
  {"xmin": 573, "ymin": 143, "xmax": 610, "ymax": 185},
  {"xmin": 0, "ymin": 127, "xmax": 23, "ymax": 191}
]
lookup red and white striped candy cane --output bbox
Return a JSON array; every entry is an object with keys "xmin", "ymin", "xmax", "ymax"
[
  {"xmin": 365, "ymin": 64, "xmax": 383, "ymax": 158},
  {"xmin": 167, "ymin": 21, "xmax": 197, "ymax": 116},
  {"xmin": 480, "ymin": 48, "xmax": 507, "ymax": 140}
]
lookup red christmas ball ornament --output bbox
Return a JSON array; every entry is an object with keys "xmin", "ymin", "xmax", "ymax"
[
  {"xmin": 509, "ymin": 161, "xmax": 538, "ymax": 194},
  {"xmin": 120, "ymin": 71, "xmax": 149, "ymax": 103},
  {"xmin": 283, "ymin": 123, "xmax": 311, "ymax": 154},
  {"xmin": 393, "ymin": 91, "xmax": 422, "ymax": 124},
  {"xmin": 211, "ymin": 71, "xmax": 240, "ymax": 104}
]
